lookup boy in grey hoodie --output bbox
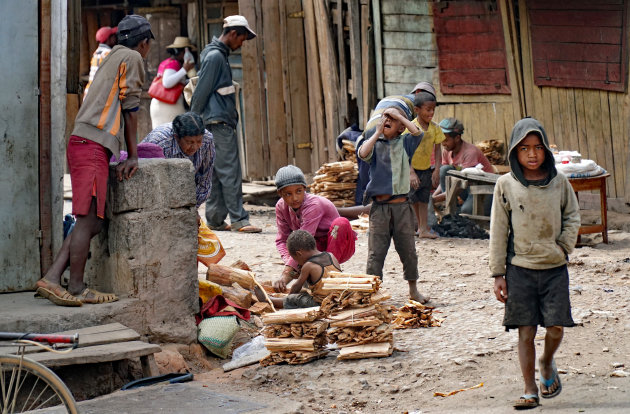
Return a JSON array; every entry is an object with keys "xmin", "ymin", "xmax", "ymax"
[{"xmin": 489, "ymin": 117, "xmax": 580, "ymax": 409}]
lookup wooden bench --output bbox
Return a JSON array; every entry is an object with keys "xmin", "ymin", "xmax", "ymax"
[
  {"xmin": 445, "ymin": 170, "xmax": 499, "ymax": 222},
  {"xmin": 9, "ymin": 323, "xmax": 161, "ymax": 377}
]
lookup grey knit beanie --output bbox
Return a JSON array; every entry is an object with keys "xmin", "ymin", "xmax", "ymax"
[{"xmin": 275, "ymin": 165, "xmax": 306, "ymax": 191}]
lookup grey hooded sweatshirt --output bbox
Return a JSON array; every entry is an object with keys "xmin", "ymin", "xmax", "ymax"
[{"xmin": 489, "ymin": 118, "xmax": 580, "ymax": 277}]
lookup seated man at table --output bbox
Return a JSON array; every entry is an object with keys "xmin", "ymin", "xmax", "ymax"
[
  {"xmin": 432, "ymin": 118, "xmax": 494, "ymax": 216},
  {"xmin": 142, "ymin": 112, "xmax": 215, "ymax": 223}
]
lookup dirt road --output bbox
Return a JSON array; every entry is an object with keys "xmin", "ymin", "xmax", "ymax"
[{"xmin": 196, "ymin": 206, "xmax": 630, "ymax": 413}]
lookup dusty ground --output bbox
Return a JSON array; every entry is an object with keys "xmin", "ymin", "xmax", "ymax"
[{"xmin": 193, "ymin": 205, "xmax": 630, "ymax": 413}]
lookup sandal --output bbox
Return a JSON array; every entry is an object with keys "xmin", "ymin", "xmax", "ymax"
[
  {"xmin": 209, "ymin": 222, "xmax": 231, "ymax": 231},
  {"xmin": 35, "ymin": 280, "xmax": 82, "ymax": 307},
  {"xmin": 514, "ymin": 393, "xmax": 539, "ymax": 409},
  {"xmin": 233, "ymin": 224, "xmax": 262, "ymax": 233},
  {"xmin": 540, "ymin": 359, "xmax": 562, "ymax": 399},
  {"xmin": 77, "ymin": 287, "xmax": 119, "ymax": 304}
]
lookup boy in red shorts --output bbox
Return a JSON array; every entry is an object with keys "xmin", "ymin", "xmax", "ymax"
[{"xmin": 36, "ymin": 15, "xmax": 153, "ymax": 306}]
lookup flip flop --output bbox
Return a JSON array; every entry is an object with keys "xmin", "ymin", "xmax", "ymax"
[
  {"xmin": 77, "ymin": 287, "xmax": 119, "ymax": 304},
  {"xmin": 233, "ymin": 225, "xmax": 262, "ymax": 233},
  {"xmin": 514, "ymin": 393, "xmax": 539, "ymax": 409},
  {"xmin": 209, "ymin": 222, "xmax": 231, "ymax": 231},
  {"xmin": 540, "ymin": 359, "xmax": 562, "ymax": 399},
  {"xmin": 36, "ymin": 285, "xmax": 82, "ymax": 307}
]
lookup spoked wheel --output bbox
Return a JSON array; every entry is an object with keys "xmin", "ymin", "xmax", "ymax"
[{"xmin": 0, "ymin": 355, "xmax": 77, "ymax": 414}]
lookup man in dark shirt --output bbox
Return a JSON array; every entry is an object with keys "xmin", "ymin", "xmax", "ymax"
[{"xmin": 191, "ymin": 15, "xmax": 261, "ymax": 233}]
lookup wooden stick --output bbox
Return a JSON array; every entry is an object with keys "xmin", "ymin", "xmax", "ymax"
[{"xmin": 262, "ymin": 307, "xmax": 320, "ymax": 324}]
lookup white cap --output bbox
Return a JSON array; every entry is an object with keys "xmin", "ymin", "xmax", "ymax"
[{"xmin": 223, "ymin": 15, "xmax": 257, "ymax": 39}]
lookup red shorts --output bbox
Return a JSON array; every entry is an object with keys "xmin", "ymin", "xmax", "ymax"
[
  {"xmin": 325, "ymin": 217, "xmax": 357, "ymax": 264},
  {"xmin": 67, "ymin": 136, "xmax": 110, "ymax": 219}
]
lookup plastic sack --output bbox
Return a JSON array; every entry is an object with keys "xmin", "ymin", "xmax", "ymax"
[
  {"xmin": 197, "ymin": 220, "xmax": 226, "ymax": 266},
  {"xmin": 232, "ymin": 335, "xmax": 266, "ymax": 361},
  {"xmin": 198, "ymin": 315, "xmax": 240, "ymax": 359},
  {"xmin": 199, "ymin": 279, "xmax": 222, "ymax": 305}
]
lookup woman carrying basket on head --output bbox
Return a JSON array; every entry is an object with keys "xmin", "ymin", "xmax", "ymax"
[{"xmin": 149, "ymin": 36, "xmax": 196, "ymax": 128}]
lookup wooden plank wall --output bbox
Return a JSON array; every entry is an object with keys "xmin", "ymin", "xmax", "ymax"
[
  {"xmin": 380, "ymin": 0, "xmax": 436, "ymax": 97},
  {"xmin": 519, "ymin": 0, "xmax": 628, "ymax": 199},
  {"xmin": 434, "ymin": 102, "xmax": 516, "ymax": 148}
]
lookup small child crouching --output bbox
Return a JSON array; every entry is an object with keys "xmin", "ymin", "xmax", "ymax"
[
  {"xmin": 490, "ymin": 117, "xmax": 580, "ymax": 409},
  {"xmin": 256, "ymin": 230, "xmax": 341, "ymax": 309},
  {"xmin": 356, "ymin": 107, "xmax": 429, "ymax": 303}
]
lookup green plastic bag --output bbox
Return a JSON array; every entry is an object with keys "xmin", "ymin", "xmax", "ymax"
[{"xmin": 197, "ymin": 316, "xmax": 240, "ymax": 359}]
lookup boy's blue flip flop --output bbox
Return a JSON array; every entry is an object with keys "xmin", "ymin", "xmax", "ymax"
[
  {"xmin": 513, "ymin": 393, "xmax": 539, "ymax": 409},
  {"xmin": 540, "ymin": 359, "xmax": 562, "ymax": 399}
]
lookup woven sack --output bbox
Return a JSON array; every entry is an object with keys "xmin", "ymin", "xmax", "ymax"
[{"xmin": 197, "ymin": 315, "xmax": 240, "ymax": 359}]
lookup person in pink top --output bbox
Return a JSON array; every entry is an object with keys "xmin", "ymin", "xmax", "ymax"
[
  {"xmin": 432, "ymin": 118, "xmax": 495, "ymax": 215},
  {"xmin": 149, "ymin": 37, "xmax": 196, "ymax": 128},
  {"xmin": 272, "ymin": 165, "xmax": 357, "ymax": 292}
]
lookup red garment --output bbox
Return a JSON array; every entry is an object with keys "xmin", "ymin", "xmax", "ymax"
[
  {"xmin": 67, "ymin": 136, "xmax": 110, "ymax": 219},
  {"xmin": 157, "ymin": 57, "xmax": 182, "ymax": 75},
  {"xmin": 195, "ymin": 295, "xmax": 251, "ymax": 325},
  {"xmin": 326, "ymin": 217, "xmax": 357, "ymax": 264},
  {"xmin": 443, "ymin": 141, "xmax": 494, "ymax": 173}
]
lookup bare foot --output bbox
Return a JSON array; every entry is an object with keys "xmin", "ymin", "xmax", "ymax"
[
  {"xmin": 418, "ymin": 230, "xmax": 438, "ymax": 239},
  {"xmin": 408, "ymin": 282, "xmax": 429, "ymax": 304}
]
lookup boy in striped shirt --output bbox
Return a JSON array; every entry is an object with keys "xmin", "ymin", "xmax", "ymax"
[{"xmin": 356, "ymin": 107, "xmax": 429, "ymax": 303}]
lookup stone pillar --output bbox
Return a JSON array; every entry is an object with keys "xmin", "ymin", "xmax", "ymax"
[{"xmin": 86, "ymin": 159, "xmax": 198, "ymax": 343}]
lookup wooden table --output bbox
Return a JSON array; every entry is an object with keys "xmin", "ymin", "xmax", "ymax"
[
  {"xmin": 569, "ymin": 173, "xmax": 610, "ymax": 244},
  {"xmin": 444, "ymin": 170, "xmax": 499, "ymax": 221},
  {"xmin": 445, "ymin": 170, "xmax": 610, "ymax": 244}
]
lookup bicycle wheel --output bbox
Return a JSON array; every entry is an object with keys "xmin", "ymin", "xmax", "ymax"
[{"xmin": 0, "ymin": 355, "xmax": 78, "ymax": 414}]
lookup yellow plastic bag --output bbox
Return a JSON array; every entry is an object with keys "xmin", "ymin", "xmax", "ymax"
[
  {"xmin": 199, "ymin": 279, "xmax": 223, "ymax": 304},
  {"xmin": 197, "ymin": 220, "xmax": 226, "ymax": 266}
]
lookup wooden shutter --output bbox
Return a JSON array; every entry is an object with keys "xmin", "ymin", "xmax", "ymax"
[
  {"xmin": 433, "ymin": 0, "xmax": 511, "ymax": 94},
  {"xmin": 528, "ymin": 0, "xmax": 628, "ymax": 92}
]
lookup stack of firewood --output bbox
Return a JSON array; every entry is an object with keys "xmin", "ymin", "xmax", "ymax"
[
  {"xmin": 309, "ymin": 161, "xmax": 358, "ymax": 207},
  {"xmin": 340, "ymin": 139, "xmax": 357, "ymax": 163},
  {"xmin": 205, "ymin": 262, "xmax": 275, "ymax": 315},
  {"xmin": 392, "ymin": 300, "xmax": 442, "ymax": 329},
  {"xmin": 476, "ymin": 140, "xmax": 506, "ymax": 165},
  {"xmin": 319, "ymin": 272, "xmax": 396, "ymax": 360},
  {"xmin": 259, "ymin": 307, "xmax": 329, "ymax": 366}
]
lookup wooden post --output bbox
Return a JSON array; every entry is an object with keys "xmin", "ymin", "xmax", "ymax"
[
  {"xmin": 360, "ymin": 0, "xmax": 371, "ymax": 125},
  {"xmin": 348, "ymin": 0, "xmax": 364, "ymax": 127},
  {"xmin": 40, "ymin": 0, "xmax": 53, "ymax": 274},
  {"xmin": 302, "ymin": 0, "xmax": 326, "ymax": 168},
  {"xmin": 239, "ymin": 0, "xmax": 269, "ymax": 178},
  {"xmin": 282, "ymin": 0, "xmax": 312, "ymax": 172},
  {"xmin": 371, "ymin": 0, "xmax": 383, "ymax": 99},
  {"xmin": 262, "ymin": 0, "xmax": 289, "ymax": 173},
  {"xmin": 313, "ymin": 0, "xmax": 341, "ymax": 161},
  {"xmin": 335, "ymin": 0, "xmax": 349, "ymax": 128},
  {"xmin": 66, "ymin": 0, "xmax": 81, "ymax": 94}
]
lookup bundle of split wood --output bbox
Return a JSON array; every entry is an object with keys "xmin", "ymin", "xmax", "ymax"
[
  {"xmin": 392, "ymin": 300, "xmax": 442, "ymax": 329},
  {"xmin": 318, "ymin": 272, "xmax": 395, "ymax": 360},
  {"xmin": 205, "ymin": 263, "xmax": 275, "ymax": 315},
  {"xmin": 476, "ymin": 140, "xmax": 506, "ymax": 165},
  {"xmin": 350, "ymin": 213, "xmax": 369, "ymax": 232},
  {"xmin": 340, "ymin": 139, "xmax": 357, "ymax": 163},
  {"xmin": 260, "ymin": 307, "xmax": 329, "ymax": 366},
  {"xmin": 309, "ymin": 161, "xmax": 358, "ymax": 207}
]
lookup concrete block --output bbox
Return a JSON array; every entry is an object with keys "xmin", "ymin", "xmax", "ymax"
[
  {"xmin": 84, "ymin": 157, "xmax": 199, "ymax": 343},
  {"xmin": 108, "ymin": 158, "xmax": 196, "ymax": 214}
]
